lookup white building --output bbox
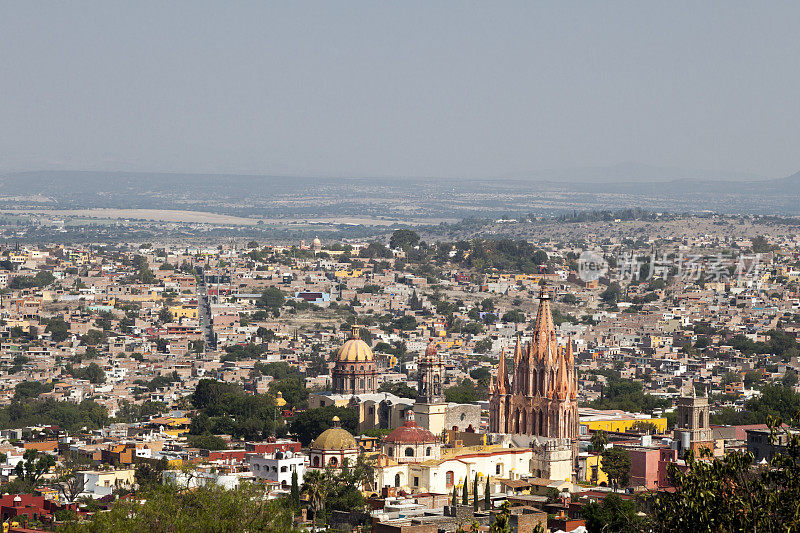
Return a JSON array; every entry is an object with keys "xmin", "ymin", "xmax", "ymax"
[
  {"xmin": 373, "ymin": 443, "xmax": 534, "ymax": 496},
  {"xmin": 162, "ymin": 469, "xmax": 251, "ymax": 490},
  {"xmin": 248, "ymin": 450, "xmax": 306, "ymax": 488}
]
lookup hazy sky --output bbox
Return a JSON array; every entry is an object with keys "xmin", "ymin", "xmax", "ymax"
[{"xmin": 2, "ymin": 2, "xmax": 799, "ymax": 179}]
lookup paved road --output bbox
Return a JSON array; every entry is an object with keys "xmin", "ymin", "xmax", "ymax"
[{"xmin": 196, "ymin": 280, "xmax": 216, "ymax": 351}]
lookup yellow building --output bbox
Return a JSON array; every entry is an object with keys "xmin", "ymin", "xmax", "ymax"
[
  {"xmin": 147, "ymin": 416, "xmax": 191, "ymax": 437},
  {"xmin": 376, "ymin": 352, "xmax": 398, "ymax": 368},
  {"xmin": 579, "ymin": 407, "xmax": 668, "ymax": 434},
  {"xmin": 169, "ymin": 305, "xmax": 198, "ymax": 320},
  {"xmin": 578, "ymin": 453, "xmax": 609, "ymax": 486},
  {"xmin": 335, "ymin": 269, "xmax": 363, "ymax": 278}
]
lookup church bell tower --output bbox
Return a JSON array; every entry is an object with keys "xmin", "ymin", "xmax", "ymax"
[{"xmin": 413, "ymin": 339, "xmax": 447, "ymax": 435}]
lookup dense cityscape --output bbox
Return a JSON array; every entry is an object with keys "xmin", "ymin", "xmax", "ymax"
[
  {"xmin": 0, "ymin": 223, "xmax": 795, "ymax": 531},
  {"xmin": 4, "ymin": 2, "xmax": 800, "ymax": 531}
]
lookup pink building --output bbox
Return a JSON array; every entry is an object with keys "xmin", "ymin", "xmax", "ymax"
[{"xmin": 625, "ymin": 446, "xmax": 661, "ymax": 490}]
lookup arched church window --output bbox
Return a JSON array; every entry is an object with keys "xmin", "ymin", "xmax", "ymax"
[{"xmin": 405, "ymin": 447, "xmax": 414, "ymax": 457}]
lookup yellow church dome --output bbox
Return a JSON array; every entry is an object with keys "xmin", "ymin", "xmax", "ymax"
[
  {"xmin": 311, "ymin": 417, "xmax": 358, "ymax": 450},
  {"xmin": 336, "ymin": 324, "xmax": 374, "ymax": 362},
  {"xmin": 275, "ymin": 390, "xmax": 287, "ymax": 407}
]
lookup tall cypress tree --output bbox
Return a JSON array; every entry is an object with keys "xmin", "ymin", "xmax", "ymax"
[
  {"xmin": 462, "ymin": 478, "xmax": 468, "ymax": 505},
  {"xmin": 473, "ymin": 474, "xmax": 479, "ymax": 510},
  {"xmin": 290, "ymin": 471, "xmax": 300, "ymax": 509},
  {"xmin": 484, "ymin": 476, "xmax": 491, "ymax": 510},
  {"xmin": 452, "ymin": 485, "xmax": 457, "ymax": 507}
]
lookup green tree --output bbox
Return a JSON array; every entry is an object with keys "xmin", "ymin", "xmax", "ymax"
[
  {"xmin": 644, "ymin": 429, "xmax": 800, "ymax": 532},
  {"xmin": 445, "ymin": 380, "xmax": 487, "ymax": 403},
  {"xmin": 158, "ymin": 306, "xmax": 172, "ymax": 323},
  {"xmin": 290, "ymin": 470, "xmax": 300, "ymax": 510},
  {"xmin": 392, "ymin": 315, "xmax": 418, "ymax": 331},
  {"xmin": 288, "ymin": 406, "xmax": 358, "ymax": 446},
  {"xmin": 630, "ymin": 420, "xmax": 659, "ymax": 434},
  {"xmin": 301, "ymin": 468, "xmax": 328, "ymax": 531},
  {"xmin": 744, "ymin": 370, "xmax": 762, "ymax": 387},
  {"xmin": 134, "ymin": 457, "xmax": 169, "ymax": 487},
  {"xmin": 14, "ymin": 381, "xmax": 54, "ymax": 401},
  {"xmin": 0, "ymin": 399, "xmax": 107, "ymax": 432},
  {"xmin": 600, "ymin": 282, "xmax": 622, "ymax": 304},
  {"xmin": 474, "ymin": 338, "xmax": 493, "ymax": 354},
  {"xmin": 783, "ymin": 368, "xmax": 798, "ymax": 388},
  {"xmin": 590, "ymin": 430, "xmax": 608, "ymax": 452},
  {"xmin": 473, "ymin": 474, "xmax": 478, "ymax": 510},
  {"xmin": 601, "ymin": 447, "xmax": 631, "ymax": 492},
  {"xmin": 45, "ymin": 317, "xmax": 71, "ymax": 342},
  {"xmin": 721, "ymin": 371, "xmax": 741, "ymax": 386},
  {"xmin": 258, "ymin": 287, "xmax": 285, "ymax": 315},
  {"xmin": 461, "ymin": 476, "xmax": 468, "ymax": 505},
  {"xmin": 60, "ymin": 482, "xmax": 297, "ymax": 532},
  {"xmin": 390, "ymin": 229, "xmax": 420, "ymax": 250},
  {"xmin": 81, "ymin": 329, "xmax": 107, "ymax": 346},
  {"xmin": 490, "ymin": 501, "xmax": 512, "ymax": 533},
  {"xmin": 186, "ymin": 433, "xmax": 228, "ymax": 450},
  {"xmin": 484, "ymin": 476, "xmax": 491, "ymax": 510},
  {"xmin": 582, "ymin": 492, "xmax": 641, "ymax": 533},
  {"xmin": 14, "ymin": 449, "xmax": 56, "ymax": 487},
  {"xmin": 377, "ymin": 381, "xmax": 417, "ymax": 399},
  {"xmin": 501, "ymin": 309, "xmax": 525, "ymax": 323}
]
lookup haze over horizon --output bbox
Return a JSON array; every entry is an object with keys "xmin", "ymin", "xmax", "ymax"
[{"xmin": 2, "ymin": 2, "xmax": 799, "ymax": 181}]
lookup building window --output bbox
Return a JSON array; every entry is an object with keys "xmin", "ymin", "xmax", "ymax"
[
  {"xmin": 313, "ymin": 456, "xmax": 320, "ymax": 467},
  {"xmin": 387, "ymin": 447, "xmax": 393, "ymax": 457},
  {"xmin": 426, "ymin": 447, "xmax": 432, "ymax": 456},
  {"xmin": 395, "ymin": 473, "xmax": 401, "ymax": 487},
  {"xmin": 496, "ymin": 464, "xmax": 502, "ymax": 475},
  {"xmin": 405, "ymin": 447, "xmax": 414, "ymax": 457},
  {"xmin": 330, "ymin": 457, "xmax": 338, "ymax": 466},
  {"xmin": 446, "ymin": 471, "xmax": 454, "ymax": 486},
  {"xmin": 414, "ymin": 476, "xmax": 419, "ymax": 486}
]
